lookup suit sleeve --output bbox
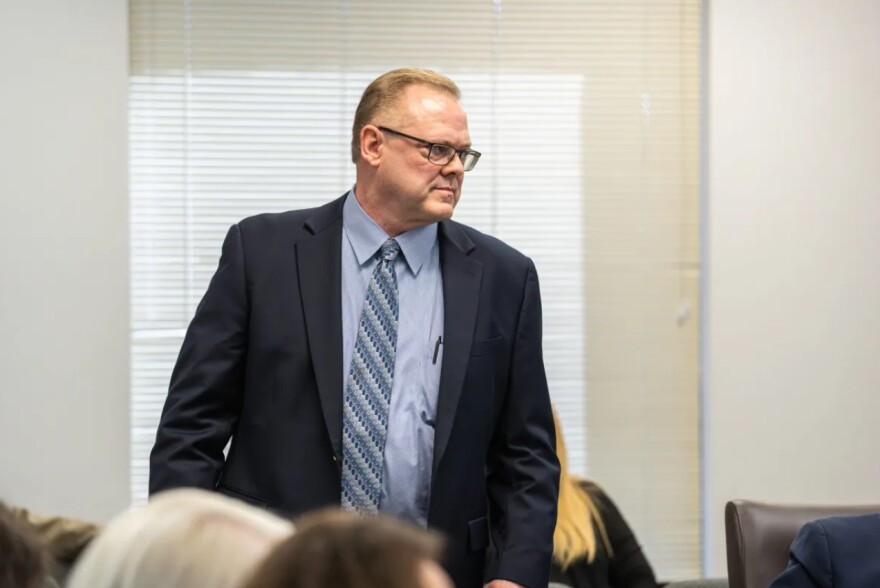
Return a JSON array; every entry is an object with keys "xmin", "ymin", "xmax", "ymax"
[
  {"xmin": 485, "ymin": 259, "xmax": 561, "ymax": 588},
  {"xmin": 149, "ymin": 223, "xmax": 249, "ymax": 494},
  {"xmin": 768, "ymin": 521, "xmax": 832, "ymax": 588}
]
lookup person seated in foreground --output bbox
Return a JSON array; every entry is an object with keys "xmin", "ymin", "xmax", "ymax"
[
  {"xmin": 550, "ymin": 410, "xmax": 658, "ymax": 588},
  {"xmin": 10, "ymin": 505, "xmax": 100, "ymax": 585},
  {"xmin": 65, "ymin": 488, "xmax": 293, "ymax": 588},
  {"xmin": 241, "ymin": 508, "xmax": 453, "ymax": 588},
  {"xmin": 768, "ymin": 512, "xmax": 880, "ymax": 588},
  {"xmin": 0, "ymin": 501, "xmax": 53, "ymax": 588}
]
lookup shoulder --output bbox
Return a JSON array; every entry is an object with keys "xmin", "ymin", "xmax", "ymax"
[
  {"xmin": 796, "ymin": 513, "xmax": 880, "ymax": 558},
  {"xmin": 577, "ymin": 480, "xmax": 630, "ymax": 531},
  {"xmin": 441, "ymin": 219, "xmax": 534, "ymax": 274},
  {"xmin": 447, "ymin": 219, "xmax": 528, "ymax": 259},
  {"xmin": 236, "ymin": 194, "xmax": 347, "ymax": 241},
  {"xmin": 233, "ymin": 210, "xmax": 309, "ymax": 243},
  {"xmin": 791, "ymin": 519, "xmax": 829, "ymax": 555},
  {"xmin": 237, "ymin": 206, "xmax": 326, "ymax": 235},
  {"xmin": 578, "ymin": 480, "xmax": 612, "ymax": 507},
  {"xmin": 786, "ymin": 520, "xmax": 834, "ymax": 586},
  {"xmin": 811, "ymin": 513, "xmax": 880, "ymax": 538}
]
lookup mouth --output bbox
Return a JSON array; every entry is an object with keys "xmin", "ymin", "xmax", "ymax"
[{"xmin": 433, "ymin": 187, "xmax": 455, "ymax": 203}]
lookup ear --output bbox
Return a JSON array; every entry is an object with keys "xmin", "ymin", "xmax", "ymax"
[{"xmin": 360, "ymin": 125, "xmax": 383, "ymax": 168}]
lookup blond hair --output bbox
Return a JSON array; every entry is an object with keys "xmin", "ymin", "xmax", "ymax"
[
  {"xmin": 351, "ymin": 68, "xmax": 461, "ymax": 163},
  {"xmin": 66, "ymin": 489, "xmax": 293, "ymax": 588},
  {"xmin": 552, "ymin": 410, "xmax": 612, "ymax": 570}
]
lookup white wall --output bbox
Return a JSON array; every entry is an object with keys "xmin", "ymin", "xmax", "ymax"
[
  {"xmin": 704, "ymin": 0, "xmax": 880, "ymax": 575},
  {"xmin": 0, "ymin": 0, "xmax": 130, "ymax": 521}
]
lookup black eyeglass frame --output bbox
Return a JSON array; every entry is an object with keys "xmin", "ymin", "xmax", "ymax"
[{"xmin": 377, "ymin": 126, "xmax": 481, "ymax": 172}]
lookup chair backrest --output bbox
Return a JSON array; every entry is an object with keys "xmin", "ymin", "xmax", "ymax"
[{"xmin": 724, "ymin": 499, "xmax": 880, "ymax": 588}]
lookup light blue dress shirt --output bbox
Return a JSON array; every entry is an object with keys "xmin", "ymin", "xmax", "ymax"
[{"xmin": 341, "ymin": 189, "xmax": 444, "ymax": 527}]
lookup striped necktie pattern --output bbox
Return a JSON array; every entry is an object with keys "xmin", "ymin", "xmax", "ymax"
[{"xmin": 341, "ymin": 238, "xmax": 401, "ymax": 513}]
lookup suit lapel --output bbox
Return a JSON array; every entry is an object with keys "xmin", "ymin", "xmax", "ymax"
[
  {"xmin": 296, "ymin": 196, "xmax": 346, "ymax": 458},
  {"xmin": 433, "ymin": 221, "xmax": 482, "ymax": 475}
]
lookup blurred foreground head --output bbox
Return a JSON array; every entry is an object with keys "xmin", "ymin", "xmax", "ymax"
[
  {"xmin": 66, "ymin": 488, "xmax": 292, "ymax": 588},
  {"xmin": 242, "ymin": 508, "xmax": 453, "ymax": 588},
  {"xmin": 0, "ymin": 501, "xmax": 50, "ymax": 588}
]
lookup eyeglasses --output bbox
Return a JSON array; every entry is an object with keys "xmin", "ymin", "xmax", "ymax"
[{"xmin": 377, "ymin": 126, "xmax": 481, "ymax": 172}]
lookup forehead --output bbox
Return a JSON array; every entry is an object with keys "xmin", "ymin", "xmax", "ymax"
[{"xmin": 392, "ymin": 84, "xmax": 470, "ymax": 141}]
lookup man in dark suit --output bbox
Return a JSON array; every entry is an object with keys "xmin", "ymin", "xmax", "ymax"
[
  {"xmin": 768, "ymin": 513, "xmax": 880, "ymax": 588},
  {"xmin": 149, "ymin": 68, "xmax": 560, "ymax": 588}
]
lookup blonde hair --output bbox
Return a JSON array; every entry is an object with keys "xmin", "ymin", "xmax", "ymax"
[
  {"xmin": 552, "ymin": 410, "xmax": 612, "ymax": 570},
  {"xmin": 66, "ymin": 488, "xmax": 293, "ymax": 588},
  {"xmin": 351, "ymin": 68, "xmax": 461, "ymax": 163}
]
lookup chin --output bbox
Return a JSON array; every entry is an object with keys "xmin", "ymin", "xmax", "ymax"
[{"xmin": 429, "ymin": 203, "xmax": 455, "ymax": 222}]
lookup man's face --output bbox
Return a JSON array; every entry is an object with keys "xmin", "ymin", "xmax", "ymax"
[{"xmin": 374, "ymin": 84, "xmax": 471, "ymax": 232}]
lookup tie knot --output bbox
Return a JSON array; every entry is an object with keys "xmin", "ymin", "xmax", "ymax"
[{"xmin": 379, "ymin": 239, "xmax": 401, "ymax": 262}]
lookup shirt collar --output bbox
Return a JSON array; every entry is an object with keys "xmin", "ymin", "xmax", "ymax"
[{"xmin": 343, "ymin": 188, "xmax": 437, "ymax": 276}]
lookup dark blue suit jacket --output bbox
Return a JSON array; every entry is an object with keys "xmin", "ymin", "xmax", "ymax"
[
  {"xmin": 768, "ymin": 513, "xmax": 880, "ymax": 588},
  {"xmin": 149, "ymin": 194, "xmax": 560, "ymax": 588}
]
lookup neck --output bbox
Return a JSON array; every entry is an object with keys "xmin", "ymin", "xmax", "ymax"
[{"xmin": 353, "ymin": 186, "xmax": 407, "ymax": 237}]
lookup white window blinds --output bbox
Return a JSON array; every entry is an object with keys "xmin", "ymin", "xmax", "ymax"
[{"xmin": 130, "ymin": 0, "xmax": 701, "ymax": 579}]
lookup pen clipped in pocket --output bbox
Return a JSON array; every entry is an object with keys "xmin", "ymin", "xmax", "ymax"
[{"xmin": 420, "ymin": 335, "xmax": 443, "ymax": 427}]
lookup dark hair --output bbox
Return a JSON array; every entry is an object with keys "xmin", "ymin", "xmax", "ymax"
[
  {"xmin": 0, "ymin": 502, "xmax": 50, "ymax": 588},
  {"xmin": 242, "ymin": 508, "xmax": 445, "ymax": 588}
]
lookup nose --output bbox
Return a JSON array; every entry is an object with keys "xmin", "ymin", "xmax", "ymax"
[{"xmin": 442, "ymin": 152, "xmax": 465, "ymax": 176}]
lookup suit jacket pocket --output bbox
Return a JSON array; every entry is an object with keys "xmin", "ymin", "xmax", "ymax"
[
  {"xmin": 470, "ymin": 336, "xmax": 502, "ymax": 357},
  {"xmin": 216, "ymin": 484, "xmax": 268, "ymax": 508},
  {"xmin": 468, "ymin": 516, "xmax": 489, "ymax": 551}
]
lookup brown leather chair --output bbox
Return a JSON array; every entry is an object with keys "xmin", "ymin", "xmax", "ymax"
[{"xmin": 724, "ymin": 499, "xmax": 880, "ymax": 588}]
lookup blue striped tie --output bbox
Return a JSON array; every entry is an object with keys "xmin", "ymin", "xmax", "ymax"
[{"xmin": 341, "ymin": 238, "xmax": 401, "ymax": 514}]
